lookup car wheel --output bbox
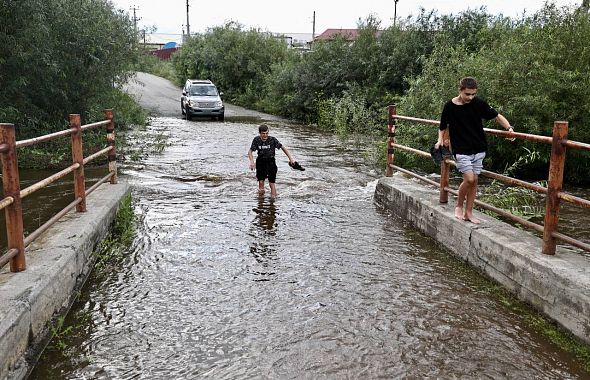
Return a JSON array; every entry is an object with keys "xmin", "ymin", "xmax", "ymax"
[
  {"xmin": 218, "ymin": 114, "xmax": 225, "ymax": 122},
  {"xmin": 181, "ymin": 101, "xmax": 185, "ymax": 115}
]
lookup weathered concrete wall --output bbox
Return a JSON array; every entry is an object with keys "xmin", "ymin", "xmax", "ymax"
[
  {"xmin": 374, "ymin": 174, "xmax": 590, "ymax": 345},
  {"xmin": 0, "ymin": 180, "xmax": 130, "ymax": 379}
]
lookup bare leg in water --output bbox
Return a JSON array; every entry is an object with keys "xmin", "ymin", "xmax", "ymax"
[{"xmin": 269, "ymin": 182, "xmax": 277, "ymax": 198}]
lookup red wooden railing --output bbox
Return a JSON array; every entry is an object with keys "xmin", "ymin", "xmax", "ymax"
[
  {"xmin": 0, "ymin": 109, "xmax": 118, "ymax": 272},
  {"xmin": 385, "ymin": 104, "xmax": 590, "ymax": 255}
]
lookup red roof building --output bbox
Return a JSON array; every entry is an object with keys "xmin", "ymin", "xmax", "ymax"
[{"xmin": 314, "ymin": 29, "xmax": 360, "ymax": 42}]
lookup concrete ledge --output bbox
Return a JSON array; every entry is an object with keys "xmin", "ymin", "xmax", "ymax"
[
  {"xmin": 374, "ymin": 174, "xmax": 590, "ymax": 345},
  {"xmin": 0, "ymin": 180, "xmax": 130, "ymax": 379}
]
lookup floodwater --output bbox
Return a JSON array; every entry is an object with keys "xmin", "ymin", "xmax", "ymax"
[{"xmin": 28, "ymin": 116, "xmax": 590, "ymax": 378}]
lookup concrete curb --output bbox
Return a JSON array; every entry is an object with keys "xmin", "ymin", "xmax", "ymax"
[
  {"xmin": 0, "ymin": 180, "xmax": 131, "ymax": 379},
  {"xmin": 374, "ymin": 174, "xmax": 590, "ymax": 345}
]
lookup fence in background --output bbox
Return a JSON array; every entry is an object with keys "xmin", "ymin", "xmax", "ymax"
[
  {"xmin": 385, "ymin": 104, "xmax": 590, "ymax": 255},
  {"xmin": 0, "ymin": 109, "xmax": 117, "ymax": 272}
]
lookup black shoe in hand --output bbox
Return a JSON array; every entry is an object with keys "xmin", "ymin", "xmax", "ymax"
[{"xmin": 289, "ymin": 161, "xmax": 305, "ymax": 171}]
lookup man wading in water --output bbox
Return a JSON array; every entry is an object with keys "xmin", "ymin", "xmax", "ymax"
[
  {"xmin": 248, "ymin": 124, "xmax": 296, "ymax": 198},
  {"xmin": 435, "ymin": 77, "xmax": 514, "ymax": 224}
]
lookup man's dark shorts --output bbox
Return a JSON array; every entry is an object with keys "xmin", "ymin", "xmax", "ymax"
[{"xmin": 256, "ymin": 157, "xmax": 277, "ymax": 183}]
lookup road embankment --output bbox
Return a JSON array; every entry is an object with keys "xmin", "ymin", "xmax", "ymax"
[
  {"xmin": 0, "ymin": 180, "xmax": 130, "ymax": 379},
  {"xmin": 374, "ymin": 174, "xmax": 590, "ymax": 345}
]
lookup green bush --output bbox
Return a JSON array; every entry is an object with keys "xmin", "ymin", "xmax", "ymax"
[
  {"xmin": 399, "ymin": 3, "xmax": 590, "ymax": 182},
  {"xmin": 0, "ymin": 0, "xmax": 142, "ymax": 139}
]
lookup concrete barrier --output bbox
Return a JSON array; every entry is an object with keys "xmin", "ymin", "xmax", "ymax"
[
  {"xmin": 0, "ymin": 180, "xmax": 130, "ymax": 379},
  {"xmin": 374, "ymin": 174, "xmax": 590, "ymax": 345}
]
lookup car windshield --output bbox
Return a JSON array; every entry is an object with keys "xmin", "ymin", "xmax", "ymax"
[{"xmin": 189, "ymin": 85, "xmax": 218, "ymax": 96}]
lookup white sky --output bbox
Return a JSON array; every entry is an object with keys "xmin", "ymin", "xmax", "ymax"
[{"xmin": 110, "ymin": 0, "xmax": 581, "ymax": 35}]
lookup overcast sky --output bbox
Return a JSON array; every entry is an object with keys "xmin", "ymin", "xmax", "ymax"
[{"xmin": 109, "ymin": 0, "xmax": 581, "ymax": 35}]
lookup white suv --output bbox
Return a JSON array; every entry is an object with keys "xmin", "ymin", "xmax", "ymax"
[{"xmin": 181, "ymin": 79, "xmax": 225, "ymax": 121}]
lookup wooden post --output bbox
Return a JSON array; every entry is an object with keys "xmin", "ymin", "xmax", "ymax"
[
  {"xmin": 70, "ymin": 114, "xmax": 86, "ymax": 212},
  {"xmin": 0, "ymin": 124, "xmax": 25, "ymax": 272},
  {"xmin": 385, "ymin": 104, "xmax": 396, "ymax": 177},
  {"xmin": 104, "ymin": 109, "xmax": 118, "ymax": 184},
  {"xmin": 439, "ymin": 129, "xmax": 450, "ymax": 203},
  {"xmin": 542, "ymin": 121, "xmax": 568, "ymax": 255}
]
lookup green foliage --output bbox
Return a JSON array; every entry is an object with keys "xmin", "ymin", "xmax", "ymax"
[
  {"xmin": 172, "ymin": 22, "xmax": 289, "ymax": 105},
  {"xmin": 400, "ymin": 2, "xmax": 590, "ymax": 182},
  {"xmin": 317, "ymin": 86, "xmax": 383, "ymax": 136},
  {"xmin": 49, "ymin": 316, "xmax": 74, "ymax": 351},
  {"xmin": 95, "ymin": 194, "xmax": 135, "ymax": 271},
  {"xmin": 0, "ymin": 0, "xmax": 143, "ymax": 146},
  {"xmin": 134, "ymin": 54, "xmax": 177, "ymax": 83}
]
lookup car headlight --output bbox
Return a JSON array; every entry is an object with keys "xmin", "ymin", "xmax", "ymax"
[{"xmin": 215, "ymin": 101, "xmax": 223, "ymax": 108}]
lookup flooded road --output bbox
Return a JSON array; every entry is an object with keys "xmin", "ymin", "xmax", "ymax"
[{"xmin": 30, "ymin": 115, "xmax": 589, "ymax": 379}]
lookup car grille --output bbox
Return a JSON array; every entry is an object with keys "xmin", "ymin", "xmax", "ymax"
[{"xmin": 196, "ymin": 102, "xmax": 217, "ymax": 108}]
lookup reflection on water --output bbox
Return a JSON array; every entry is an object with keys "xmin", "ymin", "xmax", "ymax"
[
  {"xmin": 253, "ymin": 196, "xmax": 278, "ymax": 233},
  {"xmin": 29, "ymin": 117, "xmax": 589, "ymax": 379},
  {"xmin": 249, "ymin": 197, "xmax": 278, "ymax": 278}
]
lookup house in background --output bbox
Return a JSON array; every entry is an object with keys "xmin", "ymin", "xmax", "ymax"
[
  {"xmin": 141, "ymin": 33, "xmax": 183, "ymax": 60},
  {"xmin": 314, "ymin": 28, "xmax": 360, "ymax": 42}
]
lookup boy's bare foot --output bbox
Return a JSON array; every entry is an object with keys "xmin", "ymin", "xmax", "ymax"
[
  {"xmin": 464, "ymin": 214, "xmax": 481, "ymax": 224},
  {"xmin": 258, "ymin": 189, "xmax": 265, "ymax": 195},
  {"xmin": 270, "ymin": 193, "xmax": 277, "ymax": 199},
  {"xmin": 454, "ymin": 207, "xmax": 465, "ymax": 220}
]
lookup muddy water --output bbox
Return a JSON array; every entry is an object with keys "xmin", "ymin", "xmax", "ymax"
[{"xmin": 30, "ymin": 117, "xmax": 589, "ymax": 378}]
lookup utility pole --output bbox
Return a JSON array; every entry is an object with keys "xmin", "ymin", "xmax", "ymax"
[
  {"xmin": 394, "ymin": 0, "xmax": 399, "ymax": 28},
  {"xmin": 312, "ymin": 11, "xmax": 316, "ymax": 40},
  {"xmin": 186, "ymin": 0, "xmax": 191, "ymax": 37},
  {"xmin": 310, "ymin": 11, "xmax": 315, "ymax": 49},
  {"xmin": 130, "ymin": 5, "xmax": 141, "ymax": 32}
]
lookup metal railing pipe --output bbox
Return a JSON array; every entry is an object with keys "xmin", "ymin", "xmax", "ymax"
[
  {"xmin": 81, "ymin": 120, "xmax": 109, "ymax": 131},
  {"xmin": 386, "ymin": 105, "xmax": 396, "ymax": 177},
  {"xmin": 19, "ymin": 163, "xmax": 79, "ymax": 199},
  {"xmin": 0, "ymin": 196, "xmax": 14, "ymax": 212},
  {"xmin": 24, "ymin": 198, "xmax": 83, "ymax": 247},
  {"xmin": 85, "ymin": 172, "xmax": 115, "ymax": 197},
  {"xmin": 83, "ymin": 146, "xmax": 113, "ymax": 165},
  {"xmin": 16, "ymin": 128, "xmax": 75, "ymax": 148},
  {"xmin": 104, "ymin": 109, "xmax": 118, "ymax": 184},
  {"xmin": 0, "ymin": 124, "xmax": 25, "ymax": 271},
  {"xmin": 70, "ymin": 114, "xmax": 87, "ymax": 212},
  {"xmin": 543, "ymin": 121, "xmax": 568, "ymax": 255},
  {"xmin": 0, "ymin": 248, "xmax": 19, "ymax": 269},
  {"xmin": 393, "ymin": 115, "xmax": 439, "ymax": 126}
]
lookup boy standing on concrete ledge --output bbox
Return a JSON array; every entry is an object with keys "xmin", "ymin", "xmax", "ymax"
[{"xmin": 435, "ymin": 77, "xmax": 513, "ymax": 224}]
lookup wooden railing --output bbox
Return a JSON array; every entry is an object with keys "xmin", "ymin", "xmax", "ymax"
[
  {"xmin": 0, "ymin": 109, "xmax": 118, "ymax": 272},
  {"xmin": 385, "ymin": 104, "xmax": 590, "ymax": 255}
]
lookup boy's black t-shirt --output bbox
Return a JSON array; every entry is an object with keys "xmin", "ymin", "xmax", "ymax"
[
  {"xmin": 439, "ymin": 97, "xmax": 498, "ymax": 155},
  {"xmin": 250, "ymin": 136, "xmax": 282, "ymax": 159}
]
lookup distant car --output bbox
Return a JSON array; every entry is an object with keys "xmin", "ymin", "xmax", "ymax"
[{"xmin": 181, "ymin": 79, "xmax": 225, "ymax": 121}]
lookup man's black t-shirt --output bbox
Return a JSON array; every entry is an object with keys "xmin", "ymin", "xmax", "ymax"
[
  {"xmin": 250, "ymin": 136, "xmax": 282, "ymax": 159},
  {"xmin": 439, "ymin": 97, "xmax": 498, "ymax": 155}
]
